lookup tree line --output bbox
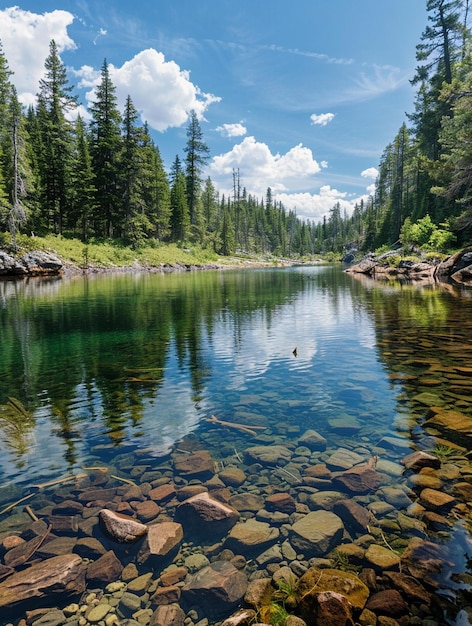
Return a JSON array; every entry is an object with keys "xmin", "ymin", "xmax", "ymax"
[
  {"xmin": 321, "ymin": 0, "xmax": 472, "ymax": 255},
  {"xmin": 0, "ymin": 40, "xmax": 321, "ymax": 257},
  {"xmin": 1, "ymin": 1, "xmax": 471, "ymax": 259}
]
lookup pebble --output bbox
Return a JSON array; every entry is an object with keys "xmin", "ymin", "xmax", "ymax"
[{"xmin": 87, "ymin": 603, "xmax": 111, "ymax": 623}]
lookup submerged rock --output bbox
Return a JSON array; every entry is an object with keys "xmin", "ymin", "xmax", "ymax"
[
  {"xmin": 289, "ymin": 511, "xmax": 344, "ymax": 557},
  {"xmin": 0, "ymin": 554, "xmax": 86, "ymax": 610},
  {"xmin": 98, "ymin": 509, "xmax": 148, "ymax": 544},
  {"xmin": 181, "ymin": 561, "xmax": 248, "ymax": 619}
]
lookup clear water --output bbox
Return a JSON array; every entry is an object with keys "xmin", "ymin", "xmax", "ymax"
[{"xmin": 1, "ymin": 264, "xmax": 472, "ymax": 618}]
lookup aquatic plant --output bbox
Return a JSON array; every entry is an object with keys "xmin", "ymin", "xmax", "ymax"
[
  {"xmin": 430, "ymin": 444, "xmax": 457, "ymax": 460},
  {"xmin": 273, "ymin": 576, "xmax": 298, "ymax": 609},
  {"xmin": 330, "ymin": 548, "xmax": 359, "ymax": 573},
  {"xmin": 257, "ymin": 601, "xmax": 290, "ymax": 626}
]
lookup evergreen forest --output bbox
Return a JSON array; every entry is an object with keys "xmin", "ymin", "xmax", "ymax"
[{"xmin": 1, "ymin": 0, "xmax": 472, "ymax": 258}]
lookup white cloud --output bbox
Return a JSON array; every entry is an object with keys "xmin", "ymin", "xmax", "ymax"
[
  {"xmin": 80, "ymin": 49, "xmax": 221, "ymax": 132},
  {"xmin": 0, "ymin": 7, "xmax": 76, "ymax": 105},
  {"xmin": 275, "ymin": 186, "xmax": 368, "ymax": 223},
  {"xmin": 216, "ymin": 122, "xmax": 247, "ymax": 138},
  {"xmin": 210, "ymin": 137, "xmax": 321, "ymax": 194},
  {"xmin": 361, "ymin": 167, "xmax": 379, "ymax": 179},
  {"xmin": 310, "ymin": 112, "xmax": 335, "ymax": 126}
]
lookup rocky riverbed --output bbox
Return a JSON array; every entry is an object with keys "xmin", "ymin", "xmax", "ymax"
[{"xmin": 0, "ymin": 402, "xmax": 472, "ymax": 626}]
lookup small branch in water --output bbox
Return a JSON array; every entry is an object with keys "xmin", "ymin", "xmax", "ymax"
[{"xmin": 205, "ymin": 414, "xmax": 266, "ymax": 437}]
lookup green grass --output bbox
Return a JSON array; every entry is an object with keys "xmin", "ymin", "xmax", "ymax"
[{"xmin": 2, "ymin": 233, "xmax": 223, "ymax": 268}]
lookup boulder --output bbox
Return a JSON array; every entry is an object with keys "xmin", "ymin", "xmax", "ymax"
[
  {"xmin": 176, "ymin": 492, "xmax": 239, "ymax": 537},
  {"xmin": 312, "ymin": 591, "xmax": 355, "ymax": 626},
  {"xmin": 20, "ymin": 250, "xmax": 63, "ymax": 275},
  {"xmin": 365, "ymin": 589, "xmax": 408, "ymax": 618},
  {"xmin": 297, "ymin": 568, "xmax": 369, "ymax": 616},
  {"xmin": 0, "ymin": 250, "xmax": 26, "ymax": 275},
  {"xmin": 86, "ymin": 550, "xmax": 123, "ymax": 584},
  {"xmin": 137, "ymin": 522, "xmax": 183, "ymax": 566},
  {"xmin": 401, "ymin": 450, "xmax": 441, "ymax": 471},
  {"xmin": 265, "ymin": 492, "xmax": 296, "ymax": 514},
  {"xmin": 181, "ymin": 560, "xmax": 248, "ymax": 619},
  {"xmin": 149, "ymin": 604, "xmax": 186, "ymax": 626},
  {"xmin": 289, "ymin": 511, "xmax": 344, "ymax": 557},
  {"xmin": 0, "ymin": 554, "xmax": 86, "ymax": 610},
  {"xmin": 333, "ymin": 466, "xmax": 381, "ymax": 494},
  {"xmin": 298, "ymin": 429, "xmax": 327, "ymax": 451},
  {"xmin": 98, "ymin": 509, "xmax": 148, "ymax": 544},
  {"xmin": 333, "ymin": 499, "xmax": 371, "ymax": 534},
  {"xmin": 224, "ymin": 519, "xmax": 279, "ymax": 556},
  {"xmin": 173, "ymin": 450, "xmax": 215, "ymax": 479}
]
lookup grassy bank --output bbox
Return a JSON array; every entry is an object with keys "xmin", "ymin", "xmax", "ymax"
[{"xmin": 1, "ymin": 233, "xmax": 304, "ymax": 270}]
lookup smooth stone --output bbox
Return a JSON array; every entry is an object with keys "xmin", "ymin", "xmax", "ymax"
[
  {"xmin": 176, "ymin": 492, "xmax": 239, "ymax": 537},
  {"xmin": 184, "ymin": 553, "xmax": 210, "ymax": 573},
  {"xmin": 364, "ymin": 544, "xmax": 401, "ymax": 570},
  {"xmin": 298, "ymin": 430, "xmax": 327, "ymax": 451},
  {"xmin": 224, "ymin": 519, "xmax": 280, "ymax": 555},
  {"xmin": 244, "ymin": 445, "xmax": 292, "ymax": 465},
  {"xmin": 289, "ymin": 511, "xmax": 344, "ymax": 557},
  {"xmin": 325, "ymin": 448, "xmax": 365, "ymax": 471},
  {"xmin": 219, "ymin": 467, "xmax": 247, "ymax": 487},
  {"xmin": 99, "ymin": 509, "xmax": 148, "ymax": 544},
  {"xmin": 297, "ymin": 567, "xmax": 369, "ymax": 612},
  {"xmin": 137, "ymin": 522, "xmax": 183, "ymax": 565},
  {"xmin": 87, "ymin": 603, "xmax": 111, "ymax": 623}
]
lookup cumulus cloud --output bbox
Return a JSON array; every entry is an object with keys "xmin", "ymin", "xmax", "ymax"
[
  {"xmin": 310, "ymin": 112, "xmax": 335, "ymax": 126},
  {"xmin": 275, "ymin": 186, "xmax": 369, "ymax": 223},
  {"xmin": 0, "ymin": 7, "xmax": 76, "ymax": 106},
  {"xmin": 361, "ymin": 167, "xmax": 379, "ymax": 179},
  {"xmin": 0, "ymin": 8, "xmax": 220, "ymax": 132},
  {"xmin": 216, "ymin": 122, "xmax": 247, "ymax": 138},
  {"xmin": 210, "ymin": 137, "xmax": 321, "ymax": 194},
  {"xmin": 78, "ymin": 49, "xmax": 221, "ymax": 131}
]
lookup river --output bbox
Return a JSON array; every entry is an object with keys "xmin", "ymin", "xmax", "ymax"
[{"xmin": 0, "ymin": 264, "xmax": 471, "ymax": 624}]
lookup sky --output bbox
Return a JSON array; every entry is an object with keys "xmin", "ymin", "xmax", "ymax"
[{"xmin": 0, "ymin": 1, "xmax": 428, "ymax": 223}]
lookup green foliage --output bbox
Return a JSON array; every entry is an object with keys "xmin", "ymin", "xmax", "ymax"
[
  {"xmin": 430, "ymin": 444, "xmax": 457, "ymax": 460},
  {"xmin": 257, "ymin": 602, "xmax": 290, "ymax": 626},
  {"xmin": 385, "ymin": 254, "xmax": 402, "ymax": 267},
  {"xmin": 330, "ymin": 548, "xmax": 359, "ymax": 573}
]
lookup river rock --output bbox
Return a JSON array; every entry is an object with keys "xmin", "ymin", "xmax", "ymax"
[
  {"xmin": 219, "ymin": 467, "xmax": 247, "ymax": 487},
  {"xmin": 384, "ymin": 571, "xmax": 432, "ymax": 604},
  {"xmin": 401, "ymin": 450, "xmax": 441, "ymax": 471},
  {"xmin": 289, "ymin": 511, "xmax": 344, "ymax": 557},
  {"xmin": 297, "ymin": 567, "xmax": 369, "ymax": 614},
  {"xmin": 419, "ymin": 487, "xmax": 456, "ymax": 511},
  {"xmin": 424, "ymin": 410, "xmax": 472, "ymax": 445},
  {"xmin": 148, "ymin": 483, "xmax": 176, "ymax": 504},
  {"xmin": 229, "ymin": 492, "xmax": 265, "ymax": 512},
  {"xmin": 224, "ymin": 518, "xmax": 279, "ymax": 556},
  {"xmin": 312, "ymin": 590, "xmax": 355, "ymax": 626},
  {"xmin": 244, "ymin": 445, "xmax": 292, "ymax": 465},
  {"xmin": 176, "ymin": 492, "xmax": 239, "ymax": 537},
  {"xmin": 98, "ymin": 509, "xmax": 148, "ymax": 543},
  {"xmin": 181, "ymin": 560, "xmax": 248, "ymax": 619},
  {"xmin": 0, "ymin": 554, "xmax": 86, "ymax": 610},
  {"xmin": 364, "ymin": 544, "xmax": 401, "ymax": 570},
  {"xmin": 333, "ymin": 499, "xmax": 370, "ymax": 533},
  {"xmin": 333, "ymin": 466, "xmax": 381, "ymax": 494},
  {"xmin": 325, "ymin": 448, "xmax": 365, "ymax": 471},
  {"xmin": 265, "ymin": 492, "xmax": 296, "ymax": 514},
  {"xmin": 149, "ymin": 603, "xmax": 186, "ymax": 626},
  {"xmin": 401, "ymin": 539, "xmax": 454, "ymax": 584},
  {"xmin": 365, "ymin": 589, "xmax": 408, "ymax": 618},
  {"xmin": 137, "ymin": 521, "xmax": 183, "ymax": 565},
  {"xmin": 173, "ymin": 450, "xmax": 215, "ymax": 479},
  {"xmin": 86, "ymin": 550, "xmax": 123, "ymax": 583},
  {"xmin": 219, "ymin": 608, "xmax": 257, "ymax": 626},
  {"xmin": 298, "ymin": 430, "xmax": 327, "ymax": 451}
]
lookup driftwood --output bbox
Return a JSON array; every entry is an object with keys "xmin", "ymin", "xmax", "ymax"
[{"xmin": 204, "ymin": 414, "xmax": 267, "ymax": 437}]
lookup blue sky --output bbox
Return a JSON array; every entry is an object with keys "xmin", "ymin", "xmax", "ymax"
[{"xmin": 0, "ymin": 1, "xmax": 427, "ymax": 222}]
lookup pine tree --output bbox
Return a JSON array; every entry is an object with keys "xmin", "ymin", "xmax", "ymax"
[
  {"xmin": 170, "ymin": 155, "xmax": 190, "ymax": 242},
  {"xmin": 89, "ymin": 59, "xmax": 122, "ymax": 237},
  {"xmin": 184, "ymin": 110, "xmax": 209, "ymax": 234},
  {"xmin": 70, "ymin": 116, "xmax": 97, "ymax": 241},
  {"xmin": 36, "ymin": 40, "xmax": 77, "ymax": 234}
]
